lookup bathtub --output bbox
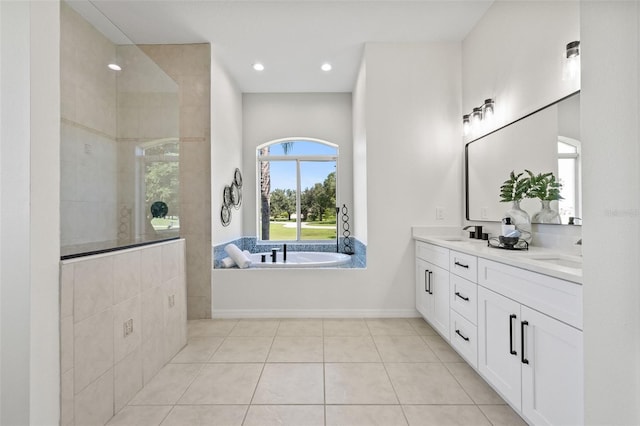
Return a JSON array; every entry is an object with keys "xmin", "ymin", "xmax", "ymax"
[{"xmin": 249, "ymin": 251, "xmax": 351, "ymax": 268}]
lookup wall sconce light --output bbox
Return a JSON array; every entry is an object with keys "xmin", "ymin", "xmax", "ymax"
[
  {"xmin": 462, "ymin": 114, "xmax": 470, "ymax": 135},
  {"xmin": 482, "ymin": 98, "xmax": 494, "ymax": 121},
  {"xmin": 563, "ymin": 40, "xmax": 580, "ymax": 81},
  {"xmin": 566, "ymin": 41, "xmax": 580, "ymax": 58},
  {"xmin": 463, "ymin": 98, "xmax": 496, "ymax": 136},
  {"xmin": 471, "ymin": 107, "xmax": 483, "ymax": 130}
]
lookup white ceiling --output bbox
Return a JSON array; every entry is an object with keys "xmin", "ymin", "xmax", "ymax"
[{"xmin": 80, "ymin": 0, "xmax": 493, "ymax": 93}]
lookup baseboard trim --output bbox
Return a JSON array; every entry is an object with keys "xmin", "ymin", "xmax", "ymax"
[{"xmin": 210, "ymin": 308, "xmax": 420, "ymax": 319}]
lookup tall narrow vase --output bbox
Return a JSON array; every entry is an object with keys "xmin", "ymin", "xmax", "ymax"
[
  {"xmin": 532, "ymin": 200, "xmax": 561, "ymax": 224},
  {"xmin": 505, "ymin": 200, "xmax": 532, "ymax": 243}
]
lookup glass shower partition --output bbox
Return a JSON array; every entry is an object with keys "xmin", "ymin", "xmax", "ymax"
[{"xmin": 60, "ymin": 1, "xmax": 179, "ymax": 258}]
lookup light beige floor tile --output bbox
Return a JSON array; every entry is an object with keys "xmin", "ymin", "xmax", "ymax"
[
  {"xmin": 252, "ymin": 363, "xmax": 324, "ymax": 404},
  {"xmin": 130, "ymin": 363, "xmax": 202, "ymax": 405},
  {"xmin": 229, "ymin": 319, "xmax": 280, "ymax": 336},
  {"xmin": 403, "ymin": 405, "xmax": 491, "ymax": 426},
  {"xmin": 421, "ymin": 334, "xmax": 464, "ymax": 362},
  {"xmin": 478, "ymin": 405, "xmax": 528, "ymax": 426},
  {"xmin": 445, "ymin": 362, "xmax": 505, "ymax": 404},
  {"xmin": 407, "ymin": 318, "xmax": 438, "ymax": 336},
  {"xmin": 325, "ymin": 363, "xmax": 398, "ymax": 404},
  {"xmin": 178, "ymin": 363, "xmax": 263, "ymax": 404},
  {"xmin": 243, "ymin": 405, "xmax": 324, "ymax": 426},
  {"xmin": 106, "ymin": 405, "xmax": 172, "ymax": 426},
  {"xmin": 277, "ymin": 319, "xmax": 323, "ymax": 336},
  {"xmin": 187, "ymin": 320, "xmax": 237, "ymax": 337},
  {"xmin": 373, "ymin": 335, "xmax": 439, "ymax": 362},
  {"xmin": 267, "ymin": 336, "xmax": 323, "ymax": 362},
  {"xmin": 324, "ymin": 336, "xmax": 381, "ymax": 362},
  {"xmin": 209, "ymin": 336, "xmax": 273, "ymax": 362},
  {"xmin": 160, "ymin": 405, "xmax": 247, "ymax": 426},
  {"xmin": 171, "ymin": 337, "xmax": 224, "ymax": 363},
  {"xmin": 385, "ymin": 363, "xmax": 473, "ymax": 404},
  {"xmin": 366, "ymin": 318, "xmax": 417, "ymax": 336},
  {"xmin": 323, "ymin": 319, "xmax": 370, "ymax": 336},
  {"xmin": 326, "ymin": 405, "xmax": 408, "ymax": 426}
]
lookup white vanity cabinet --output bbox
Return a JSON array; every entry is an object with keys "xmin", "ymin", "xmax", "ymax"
[
  {"xmin": 448, "ymin": 250, "xmax": 479, "ymax": 368},
  {"xmin": 415, "ymin": 242, "xmax": 450, "ymax": 339},
  {"xmin": 478, "ymin": 258, "xmax": 584, "ymax": 426}
]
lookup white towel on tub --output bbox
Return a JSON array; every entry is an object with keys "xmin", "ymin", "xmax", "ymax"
[
  {"xmin": 224, "ymin": 244, "xmax": 251, "ymax": 269},
  {"xmin": 221, "ymin": 250, "xmax": 252, "ymax": 268}
]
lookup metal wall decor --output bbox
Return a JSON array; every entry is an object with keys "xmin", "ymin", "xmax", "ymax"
[
  {"xmin": 220, "ymin": 168, "xmax": 243, "ymax": 226},
  {"xmin": 341, "ymin": 204, "xmax": 353, "ymax": 254}
]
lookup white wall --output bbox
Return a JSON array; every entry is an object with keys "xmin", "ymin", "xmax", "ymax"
[
  {"xmin": 212, "ymin": 43, "xmax": 461, "ymax": 317},
  {"xmin": 352, "ymin": 60, "xmax": 368, "ymax": 244},
  {"xmin": 241, "ymin": 92, "xmax": 354, "ymax": 236},
  {"xmin": 581, "ymin": 2, "xmax": 640, "ymax": 424},
  {"xmin": 462, "ymin": 0, "xmax": 580, "ymax": 142},
  {"xmin": 0, "ymin": 1, "xmax": 60, "ymax": 424},
  {"xmin": 211, "ymin": 49, "xmax": 244, "ymax": 245}
]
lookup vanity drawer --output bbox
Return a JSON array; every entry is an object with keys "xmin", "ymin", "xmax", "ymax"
[
  {"xmin": 416, "ymin": 241, "xmax": 449, "ymax": 269},
  {"xmin": 450, "ymin": 309, "xmax": 478, "ymax": 368},
  {"xmin": 450, "ymin": 250, "xmax": 478, "ymax": 282},
  {"xmin": 450, "ymin": 274, "xmax": 477, "ymax": 325},
  {"xmin": 478, "ymin": 258, "xmax": 583, "ymax": 330}
]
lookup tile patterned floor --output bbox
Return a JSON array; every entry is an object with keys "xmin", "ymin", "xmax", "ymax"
[{"xmin": 107, "ymin": 318, "xmax": 528, "ymax": 426}]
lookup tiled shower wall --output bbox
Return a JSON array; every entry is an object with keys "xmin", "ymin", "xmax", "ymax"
[
  {"xmin": 60, "ymin": 239, "xmax": 187, "ymax": 426},
  {"xmin": 140, "ymin": 44, "xmax": 212, "ymax": 319}
]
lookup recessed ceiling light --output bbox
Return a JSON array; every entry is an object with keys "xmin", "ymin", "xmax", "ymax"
[
  {"xmin": 321, "ymin": 63, "xmax": 332, "ymax": 72},
  {"xmin": 253, "ymin": 63, "xmax": 265, "ymax": 71},
  {"xmin": 107, "ymin": 63, "xmax": 122, "ymax": 71}
]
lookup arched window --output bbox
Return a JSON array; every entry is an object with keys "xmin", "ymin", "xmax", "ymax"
[{"xmin": 257, "ymin": 138, "xmax": 338, "ymax": 241}]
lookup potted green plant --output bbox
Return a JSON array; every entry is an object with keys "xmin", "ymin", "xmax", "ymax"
[
  {"xmin": 499, "ymin": 171, "xmax": 532, "ymax": 242},
  {"xmin": 525, "ymin": 170, "xmax": 563, "ymax": 224}
]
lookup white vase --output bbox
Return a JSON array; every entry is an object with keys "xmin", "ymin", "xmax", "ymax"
[
  {"xmin": 505, "ymin": 200, "xmax": 532, "ymax": 243},
  {"xmin": 532, "ymin": 200, "xmax": 561, "ymax": 224}
]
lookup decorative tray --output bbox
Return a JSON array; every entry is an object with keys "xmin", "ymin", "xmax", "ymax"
[{"xmin": 487, "ymin": 237, "xmax": 529, "ymax": 251}]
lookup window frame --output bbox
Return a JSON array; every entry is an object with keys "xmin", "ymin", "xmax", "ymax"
[{"xmin": 256, "ymin": 137, "xmax": 339, "ymax": 242}]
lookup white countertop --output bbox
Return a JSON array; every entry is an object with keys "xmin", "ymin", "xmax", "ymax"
[{"xmin": 413, "ymin": 231, "xmax": 582, "ymax": 284}]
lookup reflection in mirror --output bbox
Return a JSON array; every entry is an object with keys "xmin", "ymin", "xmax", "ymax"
[
  {"xmin": 466, "ymin": 92, "xmax": 580, "ymax": 224},
  {"xmin": 60, "ymin": 1, "xmax": 179, "ymax": 257}
]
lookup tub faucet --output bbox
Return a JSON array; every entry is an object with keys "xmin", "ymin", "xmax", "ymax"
[{"xmin": 271, "ymin": 248, "xmax": 280, "ymax": 262}]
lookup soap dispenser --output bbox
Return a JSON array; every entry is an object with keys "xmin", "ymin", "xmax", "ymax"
[{"xmin": 501, "ymin": 217, "xmax": 516, "ymax": 236}]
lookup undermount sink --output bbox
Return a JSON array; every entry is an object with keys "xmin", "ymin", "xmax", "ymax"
[{"xmin": 524, "ymin": 254, "xmax": 583, "ymax": 269}]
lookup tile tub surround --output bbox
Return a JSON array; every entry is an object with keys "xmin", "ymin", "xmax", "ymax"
[
  {"xmin": 212, "ymin": 237, "xmax": 366, "ymax": 269},
  {"xmin": 105, "ymin": 317, "xmax": 527, "ymax": 425},
  {"xmin": 60, "ymin": 239, "xmax": 187, "ymax": 426}
]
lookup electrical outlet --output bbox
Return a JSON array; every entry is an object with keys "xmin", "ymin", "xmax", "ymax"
[
  {"xmin": 481, "ymin": 207, "xmax": 488, "ymax": 219},
  {"xmin": 84, "ymin": 143, "xmax": 92, "ymax": 154},
  {"xmin": 436, "ymin": 207, "xmax": 445, "ymax": 220},
  {"xmin": 168, "ymin": 294, "xmax": 175, "ymax": 308},
  {"xmin": 123, "ymin": 319, "xmax": 133, "ymax": 337}
]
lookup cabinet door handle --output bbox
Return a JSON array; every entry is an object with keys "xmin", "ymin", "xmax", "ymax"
[
  {"xmin": 424, "ymin": 270, "xmax": 429, "ymax": 293},
  {"xmin": 454, "ymin": 260, "xmax": 469, "ymax": 269},
  {"xmin": 521, "ymin": 320, "xmax": 529, "ymax": 364},
  {"xmin": 428, "ymin": 271, "xmax": 433, "ymax": 294},
  {"xmin": 455, "ymin": 329, "xmax": 469, "ymax": 341},
  {"xmin": 455, "ymin": 291, "xmax": 469, "ymax": 301},
  {"xmin": 509, "ymin": 314, "xmax": 517, "ymax": 356}
]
